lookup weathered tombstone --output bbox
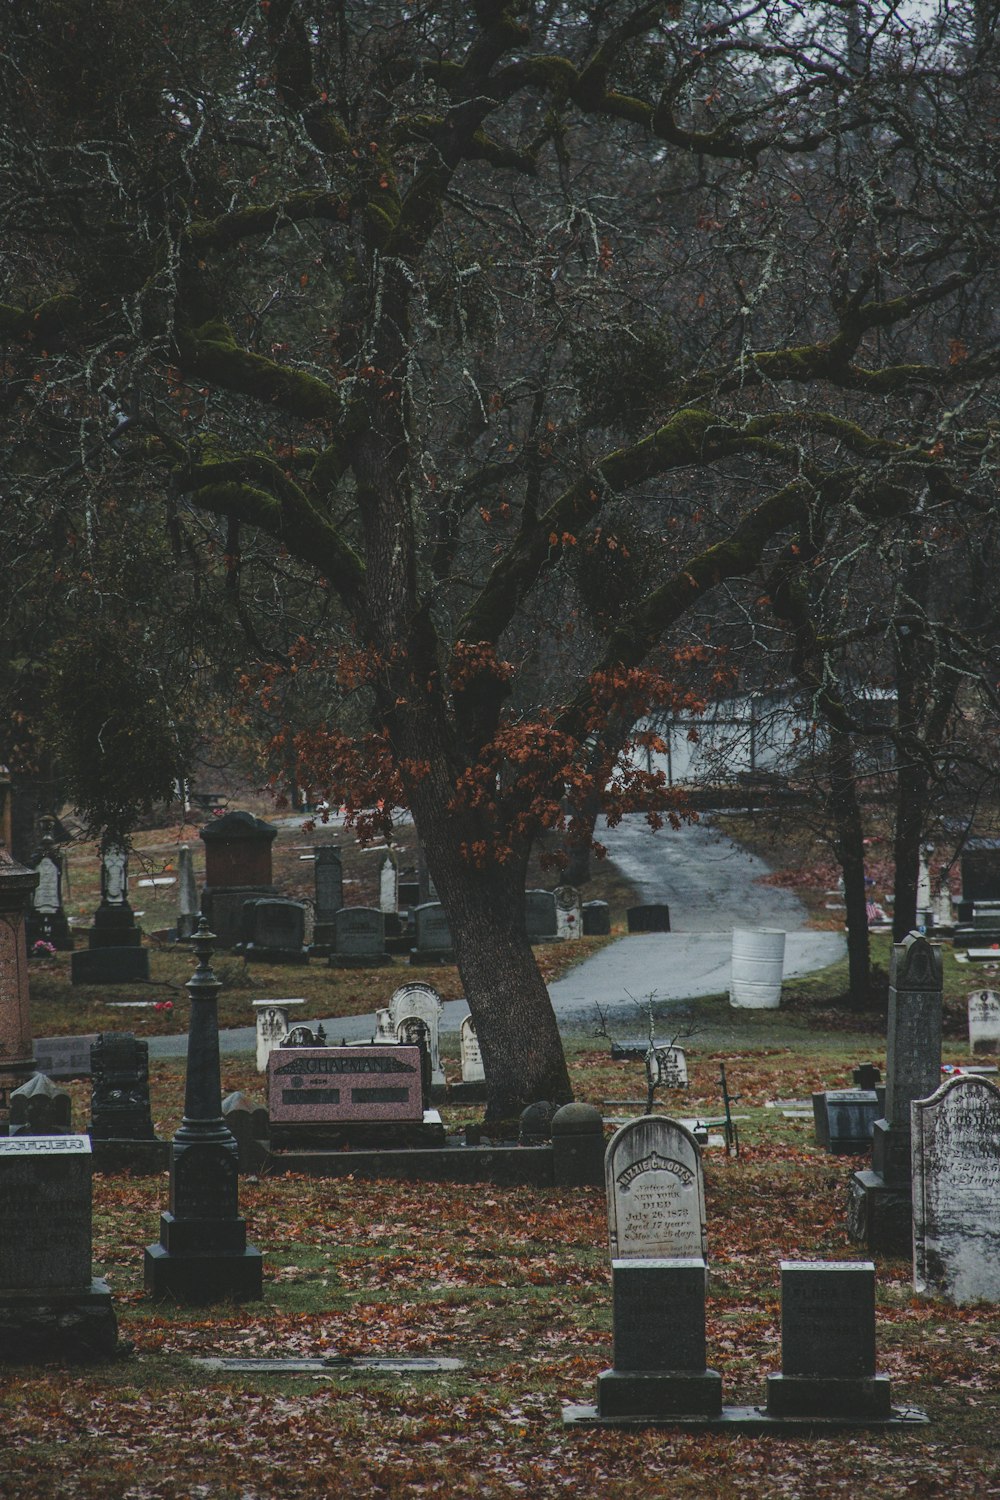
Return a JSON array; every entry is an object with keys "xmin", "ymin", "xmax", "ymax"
[
  {"xmin": 71, "ymin": 839, "xmax": 151, "ymax": 984},
  {"xmin": 552, "ymin": 1102, "xmax": 605, "ymax": 1188},
  {"xmin": 0, "ymin": 844, "xmax": 39, "ymax": 1120},
  {"xmin": 253, "ymin": 998, "xmax": 306, "ymax": 1073},
  {"xmin": 378, "ymin": 849, "xmax": 398, "ymax": 914},
  {"xmin": 397, "ymin": 866, "xmax": 420, "ymax": 909},
  {"xmin": 374, "ymin": 1007, "xmax": 395, "ymax": 1041},
  {"xmin": 176, "ymin": 843, "xmax": 199, "ymax": 941},
  {"xmin": 268, "ymin": 1044, "xmax": 425, "ymax": 1140},
  {"xmin": 961, "ymin": 839, "xmax": 1000, "ymax": 904},
  {"xmin": 396, "ymin": 1017, "xmax": 433, "ymax": 1105},
  {"xmin": 582, "ymin": 900, "xmax": 611, "ymax": 936},
  {"xmin": 222, "ymin": 1091, "xmax": 269, "ymax": 1174},
  {"xmin": 555, "ymin": 885, "xmax": 583, "ymax": 941},
  {"xmin": 459, "ymin": 1015, "xmax": 485, "ymax": 1084},
  {"xmin": 594, "ymin": 1258, "xmax": 722, "ymax": 1419},
  {"xmin": 519, "ymin": 1100, "xmax": 554, "ymax": 1144},
  {"xmin": 0, "ymin": 1135, "xmax": 119, "ymax": 1361},
  {"xmin": 649, "ymin": 1046, "xmax": 688, "ymax": 1090},
  {"xmin": 25, "ymin": 828, "xmax": 74, "ymax": 951},
  {"xmin": 9, "ymin": 1072, "xmax": 73, "ymax": 1135},
  {"xmin": 329, "ymin": 906, "xmax": 386, "ymax": 967},
  {"xmin": 389, "ymin": 982, "xmax": 445, "ymax": 1086},
  {"xmin": 309, "ymin": 846, "xmax": 343, "ymax": 955},
  {"xmin": 626, "ymin": 904, "xmax": 671, "ymax": 934},
  {"xmin": 913, "ymin": 1074, "xmax": 1000, "ymax": 1304},
  {"xmin": 144, "ymin": 920, "xmax": 263, "ymax": 1302},
  {"xmin": 32, "ymin": 1033, "xmax": 99, "ymax": 1080},
  {"xmin": 524, "ymin": 889, "xmax": 558, "ymax": 943},
  {"xmin": 409, "ymin": 902, "xmax": 454, "ymax": 964},
  {"xmin": 88, "ymin": 1032, "xmax": 156, "ymax": 1141},
  {"xmin": 199, "ymin": 811, "xmax": 278, "ymax": 950},
  {"xmin": 765, "ymin": 1262, "xmax": 893, "ymax": 1419},
  {"xmin": 240, "ymin": 897, "xmax": 308, "ymax": 962},
  {"xmin": 968, "ymin": 990, "xmax": 1000, "ymax": 1055},
  {"xmin": 605, "ymin": 1116, "xmax": 707, "ymax": 1261},
  {"xmin": 848, "ymin": 933, "xmax": 942, "ymax": 1255},
  {"xmin": 853, "ymin": 1063, "xmax": 882, "ymax": 1090},
  {"xmin": 812, "ymin": 1090, "xmax": 880, "ymax": 1154}
]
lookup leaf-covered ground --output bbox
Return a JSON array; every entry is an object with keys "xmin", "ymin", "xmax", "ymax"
[{"xmin": 4, "ymin": 1035, "xmax": 1000, "ymax": 1499}]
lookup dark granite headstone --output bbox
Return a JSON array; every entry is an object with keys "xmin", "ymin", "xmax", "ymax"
[
  {"xmin": 410, "ymin": 902, "xmax": 453, "ymax": 964},
  {"xmin": 241, "ymin": 897, "xmax": 308, "ymax": 962},
  {"xmin": 519, "ymin": 1100, "xmax": 555, "ymax": 1145},
  {"xmin": 597, "ymin": 1258, "xmax": 722, "ymax": 1418},
  {"xmin": 626, "ymin": 905, "xmax": 671, "ymax": 934},
  {"xmin": 9, "ymin": 1072, "xmax": 73, "ymax": 1135},
  {"xmin": 813, "ymin": 1090, "xmax": 880, "ymax": 1154},
  {"xmin": 330, "ymin": 907, "xmax": 386, "ymax": 967},
  {"xmin": 524, "ymin": 889, "xmax": 557, "ymax": 942},
  {"xmin": 310, "ymin": 845, "xmax": 344, "ymax": 955},
  {"xmin": 582, "ymin": 901, "xmax": 611, "ymax": 936},
  {"xmin": 961, "ymin": 841, "xmax": 1000, "ymax": 904},
  {"xmin": 71, "ymin": 841, "xmax": 150, "ymax": 984},
  {"xmin": 89, "ymin": 1032, "xmax": 156, "ymax": 1141},
  {"xmin": 552, "ymin": 1102, "xmax": 605, "ymax": 1187},
  {"xmin": 766, "ymin": 1261, "xmax": 891, "ymax": 1419}
]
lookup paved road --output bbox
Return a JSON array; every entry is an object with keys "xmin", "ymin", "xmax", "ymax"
[{"xmin": 147, "ymin": 815, "xmax": 844, "ymax": 1057}]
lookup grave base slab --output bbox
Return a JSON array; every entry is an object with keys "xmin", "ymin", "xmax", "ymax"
[
  {"xmin": 766, "ymin": 1373, "xmax": 893, "ymax": 1420},
  {"xmin": 597, "ymin": 1368, "xmax": 723, "ymax": 1419},
  {"xmin": 143, "ymin": 1244, "xmax": 263, "ymax": 1303},
  {"xmin": 563, "ymin": 1402, "xmax": 929, "ymax": 1433},
  {"xmin": 847, "ymin": 1170, "xmax": 912, "ymax": 1256},
  {"xmin": 0, "ymin": 1279, "xmax": 119, "ymax": 1363}
]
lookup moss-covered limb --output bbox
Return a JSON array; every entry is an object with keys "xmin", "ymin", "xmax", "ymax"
[
  {"xmin": 261, "ymin": 0, "xmax": 352, "ymax": 158},
  {"xmin": 184, "ymin": 193, "xmax": 350, "ymax": 255},
  {"xmin": 0, "ymin": 292, "xmax": 83, "ymax": 340},
  {"xmin": 175, "ymin": 323, "xmax": 341, "ymax": 423},
  {"xmin": 180, "ymin": 469, "xmax": 367, "ymax": 615}
]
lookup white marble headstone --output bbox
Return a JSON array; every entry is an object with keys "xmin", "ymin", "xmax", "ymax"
[
  {"xmin": 460, "ymin": 1015, "xmax": 485, "ymax": 1083},
  {"xmin": 650, "ymin": 1046, "xmax": 688, "ymax": 1089},
  {"xmin": 605, "ymin": 1116, "xmax": 707, "ymax": 1260},
  {"xmin": 389, "ymin": 983, "xmax": 444, "ymax": 1085},
  {"xmin": 913, "ymin": 1074, "xmax": 1000, "ymax": 1304},
  {"xmin": 253, "ymin": 998, "xmax": 306, "ymax": 1073},
  {"xmin": 554, "ymin": 885, "xmax": 582, "ymax": 941},
  {"xmin": 968, "ymin": 990, "xmax": 1000, "ymax": 1056},
  {"xmin": 375, "ymin": 1007, "xmax": 395, "ymax": 1040},
  {"xmin": 378, "ymin": 851, "xmax": 398, "ymax": 914}
]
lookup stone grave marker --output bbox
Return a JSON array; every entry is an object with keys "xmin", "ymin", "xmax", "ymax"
[
  {"xmin": 409, "ymin": 902, "xmax": 453, "ymax": 964},
  {"xmin": 176, "ymin": 843, "xmax": 199, "ymax": 941},
  {"xmin": 330, "ymin": 906, "xmax": 386, "ymax": 966},
  {"xmin": 253, "ymin": 998, "xmax": 306, "ymax": 1073},
  {"xmin": 0, "ymin": 1135, "xmax": 118, "ymax": 1361},
  {"xmin": 310, "ymin": 846, "xmax": 343, "ymax": 955},
  {"xmin": 765, "ymin": 1262, "xmax": 892, "ymax": 1419},
  {"xmin": 0, "ymin": 844, "xmax": 39, "ymax": 1120},
  {"xmin": 222, "ymin": 1091, "xmax": 269, "ymax": 1174},
  {"xmin": 88, "ymin": 1032, "xmax": 156, "ymax": 1141},
  {"xmin": 389, "ymin": 982, "xmax": 445, "ymax": 1086},
  {"xmin": 582, "ymin": 900, "xmax": 611, "ymax": 936},
  {"xmin": 240, "ymin": 897, "xmax": 308, "ymax": 962},
  {"xmin": 268, "ymin": 1045, "xmax": 424, "ymax": 1126},
  {"xmin": 913, "ymin": 1074, "xmax": 1000, "ymax": 1304},
  {"xmin": 33, "ymin": 1033, "xmax": 99, "ymax": 1079},
  {"xmin": 378, "ymin": 850, "xmax": 398, "ymax": 913},
  {"xmin": 650, "ymin": 1046, "xmax": 688, "ymax": 1090},
  {"xmin": 626, "ymin": 904, "xmax": 671, "ymax": 934},
  {"xmin": 596, "ymin": 1257, "xmax": 722, "ymax": 1419},
  {"xmin": 460, "ymin": 1015, "xmax": 485, "ymax": 1084},
  {"xmin": 605, "ymin": 1116, "xmax": 707, "ymax": 1261},
  {"xmin": 848, "ymin": 932, "xmax": 942, "ymax": 1255},
  {"xmin": 968, "ymin": 990, "xmax": 1000, "ymax": 1055},
  {"xmin": 199, "ymin": 811, "xmax": 278, "ymax": 949},
  {"xmin": 812, "ymin": 1090, "xmax": 880, "ymax": 1154},
  {"xmin": 374, "ymin": 1007, "xmax": 395, "ymax": 1040},
  {"xmin": 524, "ymin": 889, "xmax": 558, "ymax": 943},
  {"xmin": 25, "ymin": 829, "xmax": 73, "ymax": 951},
  {"xmin": 555, "ymin": 885, "xmax": 583, "ymax": 941},
  {"xmin": 397, "ymin": 866, "xmax": 420, "ymax": 909},
  {"xmin": 71, "ymin": 840, "xmax": 150, "ymax": 985},
  {"xmin": 9, "ymin": 1072, "xmax": 73, "ymax": 1135}
]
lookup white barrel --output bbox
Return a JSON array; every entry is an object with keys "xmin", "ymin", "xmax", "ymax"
[{"xmin": 729, "ymin": 928, "xmax": 786, "ymax": 1009}]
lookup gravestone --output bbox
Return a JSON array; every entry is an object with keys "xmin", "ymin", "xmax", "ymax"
[
  {"xmin": 595, "ymin": 1258, "xmax": 722, "ymax": 1419},
  {"xmin": 266, "ymin": 1043, "xmax": 440, "ymax": 1149},
  {"xmin": 848, "ymin": 933, "xmax": 942, "ymax": 1255},
  {"xmin": 913, "ymin": 1074, "xmax": 1000, "ymax": 1304},
  {"xmin": 961, "ymin": 839, "xmax": 1000, "ymax": 904},
  {"xmin": 25, "ymin": 828, "xmax": 73, "ymax": 951},
  {"xmin": 605, "ymin": 1116, "xmax": 707, "ymax": 1261},
  {"xmin": 33, "ymin": 1033, "xmax": 99, "ymax": 1080},
  {"xmin": 853, "ymin": 1064, "xmax": 882, "ymax": 1090},
  {"xmin": 9, "ymin": 1072, "xmax": 73, "ymax": 1135},
  {"xmin": 240, "ymin": 897, "xmax": 308, "ymax": 962},
  {"xmin": 378, "ymin": 850, "xmax": 398, "ymax": 914},
  {"xmin": 409, "ymin": 902, "xmax": 454, "ymax": 964},
  {"xmin": 176, "ymin": 843, "xmax": 199, "ymax": 941},
  {"xmin": 551, "ymin": 1102, "xmax": 606, "ymax": 1188},
  {"xmin": 417, "ymin": 846, "xmax": 437, "ymax": 903},
  {"xmin": 397, "ymin": 866, "xmax": 420, "ymax": 909},
  {"xmin": 71, "ymin": 840, "xmax": 150, "ymax": 985},
  {"xmin": 222, "ymin": 1091, "xmax": 269, "ymax": 1174},
  {"xmin": 555, "ymin": 886, "xmax": 583, "ymax": 941},
  {"xmin": 88, "ymin": 1032, "xmax": 156, "ymax": 1141},
  {"xmin": 145, "ymin": 921, "xmax": 263, "ymax": 1302},
  {"xmin": 389, "ymin": 983, "xmax": 445, "ymax": 1086},
  {"xmin": 519, "ymin": 1100, "xmax": 554, "ymax": 1144},
  {"xmin": 524, "ymin": 889, "xmax": 558, "ymax": 943},
  {"xmin": 765, "ymin": 1262, "xmax": 892, "ymax": 1419},
  {"xmin": 626, "ymin": 905, "xmax": 671, "ymax": 934},
  {"xmin": 649, "ymin": 1046, "xmax": 688, "ymax": 1090},
  {"xmin": 199, "ymin": 811, "xmax": 278, "ymax": 949},
  {"xmin": 0, "ymin": 1135, "xmax": 118, "ymax": 1361},
  {"xmin": 582, "ymin": 900, "xmax": 611, "ymax": 936},
  {"xmin": 968, "ymin": 990, "xmax": 1000, "ymax": 1055},
  {"xmin": 374, "ymin": 1007, "xmax": 395, "ymax": 1041},
  {"xmin": 309, "ymin": 846, "xmax": 343, "ymax": 955},
  {"xmin": 812, "ymin": 1090, "xmax": 880, "ymax": 1154},
  {"xmin": 329, "ymin": 907, "xmax": 386, "ymax": 967},
  {"xmin": 253, "ymin": 998, "xmax": 306, "ymax": 1073},
  {"xmin": 460, "ymin": 1015, "xmax": 485, "ymax": 1084},
  {"xmin": 0, "ymin": 844, "xmax": 39, "ymax": 1119}
]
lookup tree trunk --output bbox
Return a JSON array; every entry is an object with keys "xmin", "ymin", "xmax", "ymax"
[{"xmin": 826, "ymin": 724, "xmax": 871, "ymax": 1005}]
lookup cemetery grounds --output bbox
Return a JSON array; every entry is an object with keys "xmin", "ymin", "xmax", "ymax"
[{"xmin": 5, "ymin": 815, "xmax": 1000, "ymax": 1497}]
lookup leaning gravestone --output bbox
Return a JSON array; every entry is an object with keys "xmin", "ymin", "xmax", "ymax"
[
  {"xmin": 968, "ymin": 990, "xmax": 1000, "ymax": 1055},
  {"xmin": 913, "ymin": 1074, "xmax": 1000, "ymax": 1305},
  {"xmin": 605, "ymin": 1116, "xmax": 707, "ymax": 1261},
  {"xmin": 329, "ymin": 906, "xmax": 386, "ymax": 967},
  {"xmin": 848, "ymin": 932, "xmax": 942, "ymax": 1255},
  {"xmin": 0, "ymin": 1135, "xmax": 118, "ymax": 1361},
  {"xmin": 389, "ymin": 982, "xmax": 445, "ymax": 1087}
]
